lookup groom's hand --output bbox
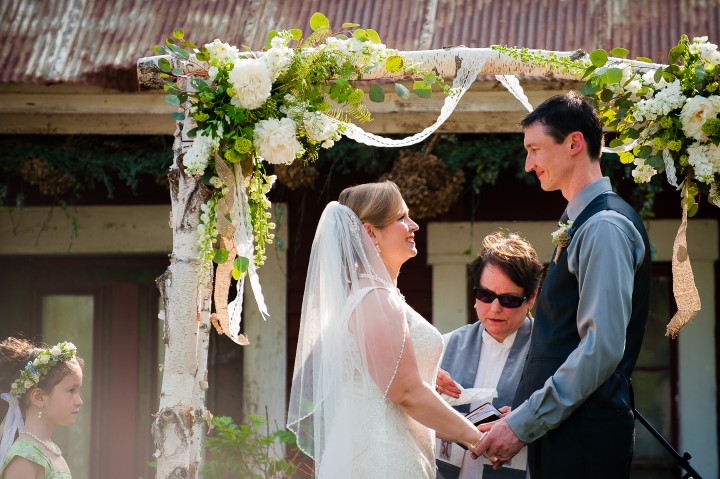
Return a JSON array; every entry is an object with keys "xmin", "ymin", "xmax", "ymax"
[
  {"xmin": 475, "ymin": 418, "xmax": 525, "ymax": 469},
  {"xmin": 435, "ymin": 368, "xmax": 461, "ymax": 398}
]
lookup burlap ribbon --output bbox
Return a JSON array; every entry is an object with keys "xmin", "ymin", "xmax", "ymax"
[
  {"xmin": 666, "ymin": 182, "xmax": 702, "ymax": 338},
  {"xmin": 210, "ymin": 156, "xmax": 250, "ymax": 345}
]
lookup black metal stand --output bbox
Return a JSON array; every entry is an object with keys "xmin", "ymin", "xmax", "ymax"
[{"xmin": 634, "ymin": 408, "xmax": 703, "ymax": 479}]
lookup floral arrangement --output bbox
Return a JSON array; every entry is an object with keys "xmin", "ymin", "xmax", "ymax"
[
  {"xmin": 10, "ymin": 341, "xmax": 77, "ymax": 397},
  {"xmin": 153, "ymin": 13, "xmax": 448, "ymax": 277},
  {"xmin": 551, "ymin": 220, "xmax": 573, "ymax": 263},
  {"xmin": 495, "ymin": 35, "xmax": 720, "ymax": 215}
]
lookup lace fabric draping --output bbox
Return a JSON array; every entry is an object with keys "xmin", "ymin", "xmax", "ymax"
[
  {"xmin": 287, "ymin": 202, "xmax": 414, "ymax": 476},
  {"xmin": 0, "ymin": 393, "xmax": 24, "ymax": 462}
]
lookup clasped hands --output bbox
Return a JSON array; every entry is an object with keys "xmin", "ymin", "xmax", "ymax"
[{"xmin": 437, "ymin": 369, "xmax": 526, "ymax": 470}]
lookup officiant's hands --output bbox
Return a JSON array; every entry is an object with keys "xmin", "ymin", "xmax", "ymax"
[
  {"xmin": 474, "ymin": 417, "xmax": 525, "ymax": 469},
  {"xmin": 435, "ymin": 368, "xmax": 461, "ymax": 398}
]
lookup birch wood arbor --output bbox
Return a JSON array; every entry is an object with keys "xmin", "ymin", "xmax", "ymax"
[{"xmin": 137, "ymin": 45, "xmax": 696, "ymax": 478}]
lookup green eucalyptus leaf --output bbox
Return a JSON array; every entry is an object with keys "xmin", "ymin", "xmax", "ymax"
[
  {"xmin": 196, "ymin": 49, "xmax": 210, "ymax": 62},
  {"xmin": 173, "ymin": 28, "xmax": 184, "ymax": 40},
  {"xmin": 171, "ymin": 112, "xmax": 185, "ymax": 121},
  {"xmin": 636, "ymin": 145, "xmax": 652, "ymax": 158},
  {"xmin": 265, "ymin": 30, "xmax": 279, "ymax": 50},
  {"xmin": 608, "ymin": 138, "xmax": 624, "ymax": 148},
  {"xmin": 234, "ymin": 256, "xmax": 250, "ymax": 274},
  {"xmin": 385, "ymin": 56, "xmax": 404, "ymax": 73},
  {"xmin": 636, "ymin": 56, "xmax": 653, "ymax": 63},
  {"xmin": 369, "ymin": 84, "xmax": 385, "ymax": 102},
  {"xmin": 589, "ymin": 49, "xmax": 609, "ymax": 67},
  {"xmin": 414, "ymin": 87, "xmax": 432, "ymax": 98},
  {"xmin": 182, "ymin": 41, "xmax": 196, "ymax": 50},
  {"xmin": 342, "ymin": 22, "xmax": 360, "ymax": 28},
  {"xmin": 626, "ymin": 128, "xmax": 640, "ymax": 140},
  {"xmin": 695, "ymin": 65, "xmax": 707, "ymax": 79},
  {"xmin": 158, "ymin": 57, "xmax": 172, "ymax": 73},
  {"xmin": 365, "ymin": 29, "xmax": 381, "ymax": 44},
  {"xmin": 153, "ymin": 45, "xmax": 167, "ymax": 55},
  {"xmin": 289, "ymin": 29, "xmax": 302, "ymax": 40},
  {"xmin": 335, "ymin": 34, "xmax": 348, "ymax": 40},
  {"xmin": 231, "ymin": 268, "xmax": 241, "ymax": 281},
  {"xmin": 166, "ymin": 94, "xmax": 181, "ymax": 106},
  {"xmin": 605, "ymin": 67, "xmax": 623, "ymax": 84},
  {"xmin": 213, "ymin": 248, "xmax": 229, "ymax": 264},
  {"xmin": 688, "ymin": 202, "xmax": 699, "ymax": 217},
  {"xmin": 654, "ymin": 69, "xmax": 663, "ymax": 83},
  {"xmin": 395, "ymin": 83, "xmax": 411, "ymax": 99},
  {"xmin": 309, "ymin": 12, "xmax": 330, "ymax": 31},
  {"xmin": 187, "ymin": 126, "xmax": 201, "ymax": 138},
  {"xmin": 171, "ymin": 68, "xmax": 184, "ymax": 76},
  {"xmin": 600, "ymin": 88, "xmax": 614, "ymax": 102},
  {"xmin": 582, "ymin": 65, "xmax": 597, "ymax": 79},
  {"xmin": 353, "ymin": 29, "xmax": 369, "ymax": 41},
  {"xmin": 609, "ymin": 47, "xmax": 629, "ymax": 58},
  {"xmin": 192, "ymin": 78, "xmax": 208, "ymax": 89}
]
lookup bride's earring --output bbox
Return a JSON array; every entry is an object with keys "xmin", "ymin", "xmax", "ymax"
[{"xmin": 374, "ymin": 242, "xmax": 381, "ymax": 254}]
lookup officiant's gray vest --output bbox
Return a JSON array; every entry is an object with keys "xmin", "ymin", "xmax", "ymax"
[
  {"xmin": 436, "ymin": 319, "xmax": 532, "ymax": 479},
  {"xmin": 512, "ymin": 192, "xmax": 651, "ymax": 478}
]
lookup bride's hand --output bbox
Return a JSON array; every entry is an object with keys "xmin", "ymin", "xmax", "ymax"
[{"xmin": 435, "ymin": 368, "xmax": 461, "ymax": 398}]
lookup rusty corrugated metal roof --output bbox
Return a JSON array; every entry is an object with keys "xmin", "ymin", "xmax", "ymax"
[{"xmin": 1, "ymin": 0, "xmax": 719, "ymax": 90}]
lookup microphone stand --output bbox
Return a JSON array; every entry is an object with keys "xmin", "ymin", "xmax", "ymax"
[{"xmin": 633, "ymin": 408, "xmax": 703, "ymax": 479}]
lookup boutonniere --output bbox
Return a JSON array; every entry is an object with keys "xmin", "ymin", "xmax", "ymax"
[{"xmin": 551, "ymin": 220, "xmax": 574, "ymax": 264}]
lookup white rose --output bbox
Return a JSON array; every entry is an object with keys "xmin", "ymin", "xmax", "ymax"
[
  {"xmin": 204, "ymin": 39, "xmax": 240, "ymax": 65},
  {"xmin": 253, "ymin": 118, "xmax": 304, "ymax": 165},
  {"xmin": 24, "ymin": 380, "xmax": 34, "ymax": 389},
  {"xmin": 228, "ymin": 59, "xmax": 272, "ymax": 110},
  {"xmin": 631, "ymin": 159, "xmax": 657, "ymax": 183},
  {"xmin": 39, "ymin": 355, "xmax": 51, "ymax": 364},
  {"xmin": 680, "ymin": 95, "xmax": 720, "ymax": 142},
  {"xmin": 50, "ymin": 346, "xmax": 62, "ymax": 356}
]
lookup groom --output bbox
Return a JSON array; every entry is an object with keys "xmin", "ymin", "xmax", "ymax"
[{"xmin": 476, "ymin": 92, "xmax": 651, "ymax": 479}]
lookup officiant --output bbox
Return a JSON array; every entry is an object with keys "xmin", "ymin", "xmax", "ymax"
[{"xmin": 435, "ymin": 231, "xmax": 543, "ymax": 479}]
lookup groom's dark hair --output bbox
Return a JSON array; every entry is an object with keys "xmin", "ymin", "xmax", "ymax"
[{"xmin": 520, "ymin": 91, "xmax": 604, "ymax": 162}]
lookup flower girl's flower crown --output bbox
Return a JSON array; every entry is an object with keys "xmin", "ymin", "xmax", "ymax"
[{"xmin": 9, "ymin": 341, "xmax": 77, "ymax": 397}]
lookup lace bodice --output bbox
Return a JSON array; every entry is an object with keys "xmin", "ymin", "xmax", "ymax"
[{"xmin": 318, "ymin": 297, "xmax": 444, "ymax": 478}]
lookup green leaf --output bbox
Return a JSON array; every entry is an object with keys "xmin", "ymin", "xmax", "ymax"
[
  {"xmin": 369, "ymin": 84, "xmax": 385, "ymax": 102},
  {"xmin": 172, "ymin": 28, "xmax": 184, "ymax": 40},
  {"xmin": 171, "ymin": 68, "xmax": 184, "ymax": 76},
  {"xmin": 395, "ymin": 83, "xmax": 411, "ymax": 99},
  {"xmin": 157, "ymin": 57, "xmax": 172, "ymax": 73},
  {"xmin": 608, "ymin": 138, "xmax": 624, "ymax": 148},
  {"xmin": 695, "ymin": 65, "xmax": 707, "ymax": 79},
  {"xmin": 213, "ymin": 248, "xmax": 229, "ymax": 264},
  {"xmin": 365, "ymin": 29, "xmax": 381, "ymax": 44},
  {"xmin": 233, "ymin": 256, "xmax": 250, "ymax": 275},
  {"xmin": 582, "ymin": 65, "xmax": 597, "ymax": 79},
  {"xmin": 196, "ymin": 49, "xmax": 210, "ymax": 62},
  {"xmin": 385, "ymin": 55, "xmax": 404, "ymax": 73},
  {"xmin": 414, "ymin": 88, "xmax": 432, "ymax": 98},
  {"xmin": 289, "ymin": 29, "xmax": 302, "ymax": 41},
  {"xmin": 171, "ymin": 112, "xmax": 185, "ymax": 121},
  {"xmin": 609, "ymin": 47, "xmax": 629, "ymax": 58},
  {"xmin": 636, "ymin": 145, "xmax": 652, "ymax": 158},
  {"xmin": 192, "ymin": 78, "xmax": 208, "ymax": 89},
  {"xmin": 153, "ymin": 45, "xmax": 167, "ymax": 55},
  {"xmin": 636, "ymin": 56, "xmax": 653, "ymax": 63},
  {"xmin": 688, "ymin": 203, "xmax": 699, "ymax": 217},
  {"xmin": 265, "ymin": 30, "xmax": 279, "ymax": 50},
  {"xmin": 654, "ymin": 69, "xmax": 663, "ymax": 83},
  {"xmin": 589, "ymin": 49, "xmax": 609, "ymax": 67},
  {"xmin": 599, "ymin": 88, "xmax": 613, "ymax": 102},
  {"xmin": 309, "ymin": 12, "xmax": 330, "ymax": 31},
  {"xmin": 353, "ymin": 29, "xmax": 369, "ymax": 41},
  {"xmin": 605, "ymin": 67, "xmax": 623, "ymax": 84},
  {"xmin": 165, "ymin": 94, "xmax": 181, "ymax": 106},
  {"xmin": 342, "ymin": 22, "xmax": 360, "ymax": 28}
]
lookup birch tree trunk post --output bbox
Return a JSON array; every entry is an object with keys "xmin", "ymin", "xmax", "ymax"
[{"xmin": 136, "ymin": 47, "xmax": 665, "ymax": 478}]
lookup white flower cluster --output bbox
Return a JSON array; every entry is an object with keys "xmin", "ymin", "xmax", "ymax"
[
  {"xmin": 303, "ymin": 111, "xmax": 341, "ymax": 148},
  {"xmin": 322, "ymin": 37, "xmax": 395, "ymax": 69},
  {"xmin": 263, "ymin": 35, "xmax": 295, "ymax": 80},
  {"xmin": 687, "ymin": 143, "xmax": 720, "ymax": 183},
  {"xmin": 680, "ymin": 95, "xmax": 720, "ymax": 142},
  {"xmin": 10, "ymin": 341, "xmax": 77, "ymax": 397},
  {"xmin": 631, "ymin": 158, "xmax": 658, "ymax": 183},
  {"xmin": 254, "ymin": 117, "xmax": 305, "ymax": 164},
  {"xmin": 229, "ymin": 58, "xmax": 273, "ymax": 110},
  {"xmin": 689, "ymin": 36, "xmax": 720, "ymax": 66},
  {"xmin": 205, "ymin": 39, "xmax": 240, "ymax": 65},
  {"xmin": 633, "ymin": 80, "xmax": 687, "ymax": 122},
  {"xmin": 184, "ymin": 129, "xmax": 220, "ymax": 176}
]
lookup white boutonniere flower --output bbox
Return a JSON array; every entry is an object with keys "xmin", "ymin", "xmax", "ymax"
[{"xmin": 551, "ymin": 220, "xmax": 574, "ymax": 264}]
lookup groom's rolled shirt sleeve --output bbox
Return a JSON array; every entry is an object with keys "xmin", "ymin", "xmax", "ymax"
[{"xmin": 505, "ymin": 211, "xmax": 645, "ymax": 443}]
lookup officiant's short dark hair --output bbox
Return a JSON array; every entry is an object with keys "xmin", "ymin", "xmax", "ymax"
[
  {"xmin": 469, "ymin": 231, "xmax": 543, "ymax": 297},
  {"xmin": 520, "ymin": 91, "xmax": 603, "ymax": 161}
]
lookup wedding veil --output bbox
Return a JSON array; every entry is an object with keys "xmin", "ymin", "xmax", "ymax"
[{"xmin": 287, "ymin": 201, "xmax": 410, "ymax": 470}]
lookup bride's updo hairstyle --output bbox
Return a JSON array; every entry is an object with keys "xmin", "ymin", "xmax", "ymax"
[{"xmin": 338, "ymin": 181, "xmax": 404, "ymax": 228}]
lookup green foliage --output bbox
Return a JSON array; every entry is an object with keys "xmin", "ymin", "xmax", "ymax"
[{"xmin": 202, "ymin": 415, "xmax": 310, "ymax": 479}]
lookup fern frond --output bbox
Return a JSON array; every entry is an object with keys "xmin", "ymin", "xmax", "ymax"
[{"xmin": 346, "ymin": 103, "xmax": 372, "ymax": 123}]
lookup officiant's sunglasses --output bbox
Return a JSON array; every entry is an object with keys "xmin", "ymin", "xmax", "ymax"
[{"xmin": 474, "ymin": 287, "xmax": 527, "ymax": 308}]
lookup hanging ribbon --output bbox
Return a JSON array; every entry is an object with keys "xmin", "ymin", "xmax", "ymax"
[
  {"xmin": 0, "ymin": 393, "xmax": 24, "ymax": 461},
  {"xmin": 666, "ymin": 182, "xmax": 702, "ymax": 338}
]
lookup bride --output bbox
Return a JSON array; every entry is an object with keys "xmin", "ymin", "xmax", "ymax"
[{"xmin": 287, "ymin": 181, "xmax": 484, "ymax": 478}]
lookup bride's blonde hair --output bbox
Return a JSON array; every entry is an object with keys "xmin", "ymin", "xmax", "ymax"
[{"xmin": 338, "ymin": 181, "xmax": 404, "ymax": 229}]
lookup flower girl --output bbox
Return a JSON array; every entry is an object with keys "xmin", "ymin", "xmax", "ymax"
[{"xmin": 0, "ymin": 337, "xmax": 83, "ymax": 478}]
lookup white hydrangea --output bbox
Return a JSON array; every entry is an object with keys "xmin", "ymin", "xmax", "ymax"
[
  {"xmin": 625, "ymin": 79, "xmax": 644, "ymax": 100},
  {"xmin": 687, "ymin": 142, "xmax": 720, "ymax": 183},
  {"xmin": 253, "ymin": 117, "xmax": 304, "ymax": 164},
  {"xmin": 204, "ymin": 39, "xmax": 240, "ymax": 65},
  {"xmin": 303, "ymin": 111, "xmax": 341, "ymax": 145},
  {"xmin": 679, "ymin": 95, "xmax": 720, "ymax": 142},
  {"xmin": 633, "ymin": 80, "xmax": 687, "ymax": 122},
  {"xmin": 228, "ymin": 58, "xmax": 273, "ymax": 110},
  {"xmin": 184, "ymin": 130, "xmax": 219, "ymax": 176},
  {"xmin": 262, "ymin": 36, "xmax": 295, "ymax": 81},
  {"xmin": 631, "ymin": 158, "xmax": 657, "ymax": 183},
  {"xmin": 323, "ymin": 37, "xmax": 394, "ymax": 69},
  {"xmin": 689, "ymin": 37, "xmax": 720, "ymax": 66},
  {"xmin": 641, "ymin": 69, "xmax": 667, "ymax": 90}
]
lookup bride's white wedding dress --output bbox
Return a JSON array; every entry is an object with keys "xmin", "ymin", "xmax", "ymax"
[{"xmin": 318, "ymin": 298, "xmax": 444, "ymax": 479}]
